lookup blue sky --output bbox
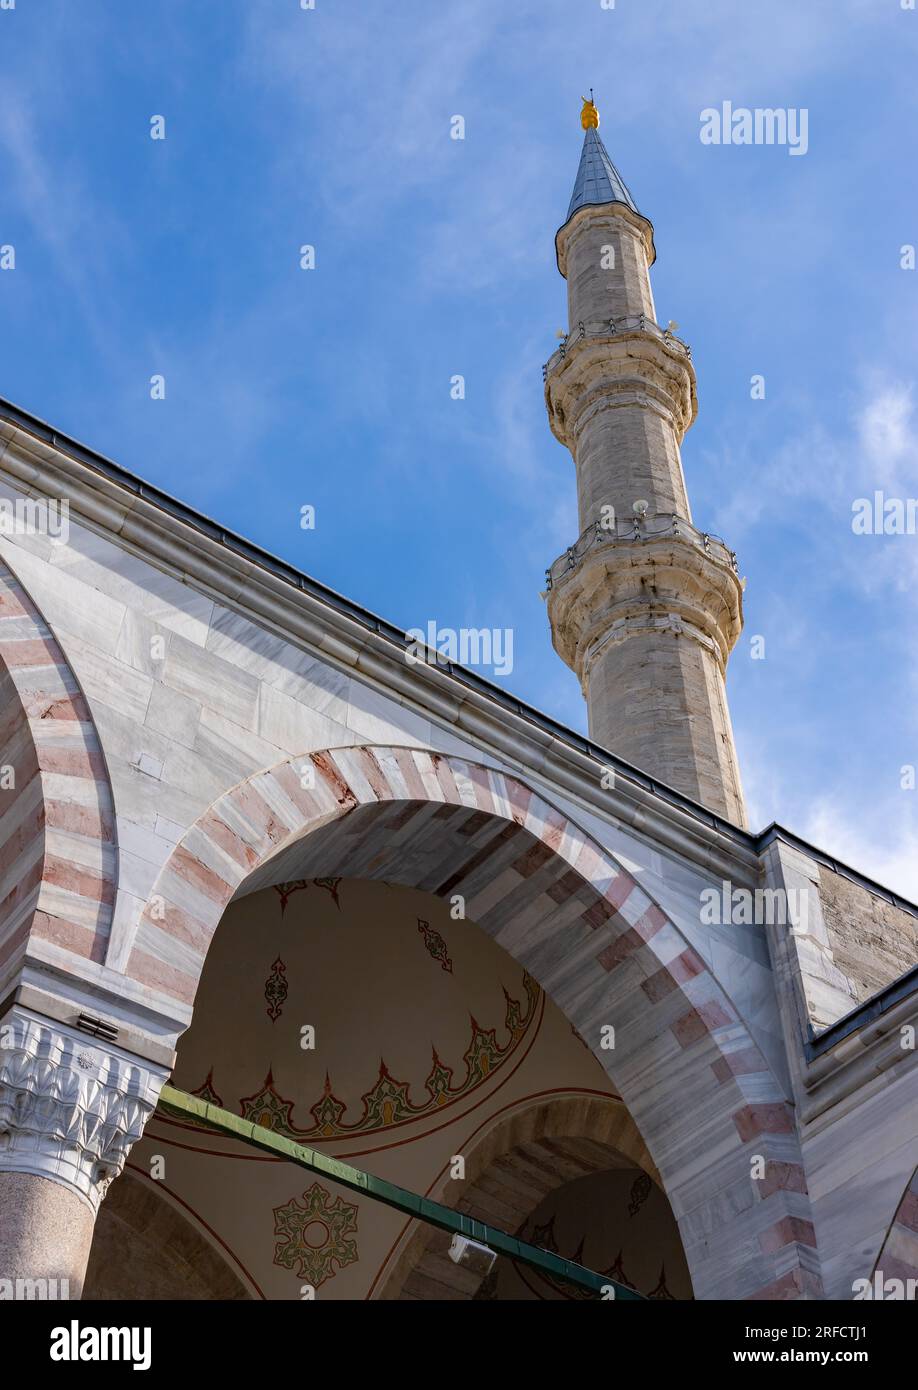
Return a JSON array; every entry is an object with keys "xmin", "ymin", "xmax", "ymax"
[{"xmin": 1, "ymin": 0, "xmax": 917, "ymax": 895}]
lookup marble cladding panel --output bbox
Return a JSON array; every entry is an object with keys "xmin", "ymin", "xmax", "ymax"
[{"xmin": 804, "ymin": 1065, "xmax": 918, "ymax": 1299}]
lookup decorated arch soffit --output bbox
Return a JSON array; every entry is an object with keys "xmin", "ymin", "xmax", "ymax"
[
  {"xmin": 145, "ymin": 882, "xmax": 614, "ymax": 1299},
  {"xmin": 184, "ymin": 964, "xmax": 542, "ymax": 1144}
]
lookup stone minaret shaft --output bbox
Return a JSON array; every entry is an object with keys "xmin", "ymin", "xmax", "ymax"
[{"xmin": 545, "ymin": 105, "xmax": 746, "ymax": 825}]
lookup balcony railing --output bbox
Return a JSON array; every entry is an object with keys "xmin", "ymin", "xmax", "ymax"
[
  {"xmin": 545, "ymin": 514, "xmax": 738, "ymax": 590},
  {"xmin": 543, "ymin": 315, "xmax": 691, "ymax": 380}
]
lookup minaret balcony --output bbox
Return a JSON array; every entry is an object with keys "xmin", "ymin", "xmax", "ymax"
[
  {"xmin": 543, "ymin": 317, "xmax": 698, "ymax": 446},
  {"xmin": 542, "ymin": 315, "xmax": 691, "ymax": 383},
  {"xmin": 545, "ymin": 513, "xmax": 738, "ymax": 592},
  {"xmin": 545, "ymin": 513, "xmax": 744, "ymax": 678}
]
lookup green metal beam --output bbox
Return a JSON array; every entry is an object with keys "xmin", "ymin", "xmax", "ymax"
[{"xmin": 159, "ymin": 1084, "xmax": 644, "ymax": 1300}]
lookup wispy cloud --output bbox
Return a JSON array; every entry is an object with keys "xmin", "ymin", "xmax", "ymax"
[
  {"xmin": 0, "ymin": 83, "xmax": 129, "ymax": 361},
  {"xmin": 801, "ymin": 795, "xmax": 918, "ymax": 902}
]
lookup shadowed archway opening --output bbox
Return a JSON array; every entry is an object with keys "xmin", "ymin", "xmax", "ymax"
[
  {"xmin": 374, "ymin": 1095, "xmax": 691, "ymax": 1301},
  {"xmin": 83, "ymin": 1171, "xmax": 252, "ymax": 1300}
]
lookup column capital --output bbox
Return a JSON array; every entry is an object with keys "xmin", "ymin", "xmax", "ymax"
[{"xmin": 0, "ymin": 1006, "xmax": 167, "ymax": 1212}]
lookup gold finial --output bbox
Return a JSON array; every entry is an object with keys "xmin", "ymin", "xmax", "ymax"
[{"xmin": 580, "ymin": 90, "xmax": 599, "ymax": 130}]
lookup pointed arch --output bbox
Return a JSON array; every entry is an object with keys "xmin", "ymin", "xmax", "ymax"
[
  {"xmin": 128, "ymin": 743, "xmax": 821, "ymax": 1300},
  {"xmin": 0, "ymin": 558, "xmax": 115, "ymax": 978},
  {"xmin": 84, "ymin": 1169, "xmax": 254, "ymax": 1300},
  {"xmin": 373, "ymin": 1093, "xmax": 669, "ymax": 1300}
]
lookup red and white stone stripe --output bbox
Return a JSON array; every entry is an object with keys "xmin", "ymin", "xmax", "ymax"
[{"xmin": 0, "ymin": 564, "xmax": 115, "ymax": 976}]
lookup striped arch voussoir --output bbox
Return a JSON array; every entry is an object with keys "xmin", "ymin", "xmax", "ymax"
[{"xmin": 0, "ymin": 560, "xmax": 115, "ymax": 976}]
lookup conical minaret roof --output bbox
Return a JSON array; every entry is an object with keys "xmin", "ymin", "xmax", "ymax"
[
  {"xmin": 555, "ymin": 99, "xmax": 655, "ymax": 270},
  {"xmin": 565, "ymin": 125, "xmax": 639, "ymax": 221}
]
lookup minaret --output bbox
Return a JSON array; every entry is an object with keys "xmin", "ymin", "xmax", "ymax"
[{"xmin": 544, "ymin": 97, "xmax": 746, "ymax": 825}]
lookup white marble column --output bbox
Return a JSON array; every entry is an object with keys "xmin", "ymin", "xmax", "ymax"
[{"xmin": 0, "ymin": 1005, "xmax": 167, "ymax": 1298}]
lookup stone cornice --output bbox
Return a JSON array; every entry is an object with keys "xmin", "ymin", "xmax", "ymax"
[
  {"xmin": 583, "ymin": 611, "xmax": 722, "ymax": 674},
  {"xmin": 0, "ymin": 405, "xmax": 762, "ymax": 899},
  {"xmin": 797, "ymin": 984, "xmax": 918, "ymax": 1130},
  {"xmin": 0, "ymin": 1005, "xmax": 166, "ymax": 1210}
]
